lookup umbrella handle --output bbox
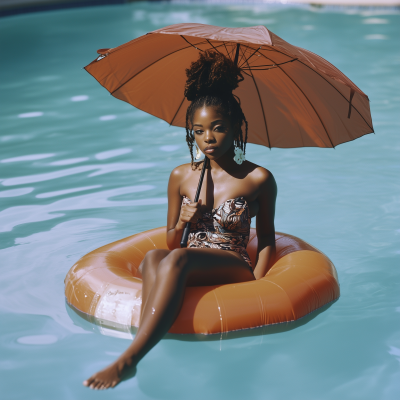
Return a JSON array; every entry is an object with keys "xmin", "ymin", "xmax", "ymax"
[{"xmin": 180, "ymin": 157, "xmax": 209, "ymax": 248}]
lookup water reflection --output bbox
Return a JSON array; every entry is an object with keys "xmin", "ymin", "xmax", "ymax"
[
  {"xmin": 17, "ymin": 334, "xmax": 58, "ymax": 345},
  {"xmin": 0, "ymin": 188, "xmax": 34, "ymax": 197},
  {"xmin": 1, "ymin": 162, "xmax": 154, "ymax": 186},
  {"xmin": 95, "ymin": 148, "xmax": 132, "ymax": 160},
  {"xmin": 17, "ymin": 112, "xmax": 44, "ymax": 118},
  {"xmin": 1, "ymin": 153, "xmax": 54, "ymax": 163},
  {"xmin": 36, "ymin": 185, "xmax": 102, "ymax": 199},
  {"xmin": 49, "ymin": 157, "xmax": 89, "ymax": 166},
  {"xmin": 0, "ymin": 185, "xmax": 165, "ymax": 232}
]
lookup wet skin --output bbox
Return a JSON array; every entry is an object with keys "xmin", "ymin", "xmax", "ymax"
[{"xmin": 83, "ymin": 105, "xmax": 277, "ymax": 390}]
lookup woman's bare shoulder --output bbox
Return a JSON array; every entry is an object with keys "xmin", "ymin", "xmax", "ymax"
[
  {"xmin": 244, "ymin": 161, "xmax": 274, "ymax": 182},
  {"xmin": 170, "ymin": 163, "xmax": 191, "ymax": 177},
  {"xmin": 169, "ymin": 163, "xmax": 195, "ymax": 186},
  {"xmin": 244, "ymin": 161, "xmax": 277, "ymax": 197}
]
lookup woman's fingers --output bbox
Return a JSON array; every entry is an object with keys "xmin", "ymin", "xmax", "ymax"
[
  {"xmin": 188, "ymin": 200, "xmax": 201, "ymax": 210},
  {"xmin": 180, "ymin": 199, "xmax": 203, "ymax": 223}
]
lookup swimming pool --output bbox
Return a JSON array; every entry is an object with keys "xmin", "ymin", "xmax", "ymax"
[{"xmin": 1, "ymin": 2, "xmax": 399, "ymax": 399}]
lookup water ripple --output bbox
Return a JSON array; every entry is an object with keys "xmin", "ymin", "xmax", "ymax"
[
  {"xmin": 160, "ymin": 145, "xmax": 180, "ymax": 152},
  {"xmin": 0, "ymin": 188, "xmax": 34, "ymax": 198},
  {"xmin": 0, "ymin": 185, "xmax": 166, "ymax": 232},
  {"xmin": 1, "ymin": 154, "xmax": 55, "ymax": 163},
  {"xmin": 17, "ymin": 335, "xmax": 58, "ymax": 345},
  {"xmin": 0, "ymin": 218, "xmax": 117, "ymax": 333},
  {"xmin": 70, "ymin": 95, "xmax": 89, "ymax": 102},
  {"xmin": 36, "ymin": 185, "xmax": 102, "ymax": 199},
  {"xmin": 49, "ymin": 157, "xmax": 88, "ymax": 166},
  {"xmin": 18, "ymin": 112, "xmax": 43, "ymax": 118},
  {"xmin": 95, "ymin": 148, "xmax": 132, "ymax": 160},
  {"xmin": 1, "ymin": 162, "xmax": 154, "ymax": 186}
]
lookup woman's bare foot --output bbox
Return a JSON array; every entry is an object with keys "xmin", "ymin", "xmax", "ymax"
[{"xmin": 83, "ymin": 356, "xmax": 136, "ymax": 390}]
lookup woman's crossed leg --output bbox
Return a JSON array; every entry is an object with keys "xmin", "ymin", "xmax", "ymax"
[{"xmin": 83, "ymin": 248, "xmax": 254, "ymax": 390}]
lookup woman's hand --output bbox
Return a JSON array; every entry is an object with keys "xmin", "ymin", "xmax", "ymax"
[{"xmin": 176, "ymin": 199, "xmax": 203, "ymax": 230}]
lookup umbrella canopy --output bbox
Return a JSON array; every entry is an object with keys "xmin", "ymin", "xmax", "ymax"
[{"xmin": 85, "ymin": 23, "xmax": 373, "ymax": 148}]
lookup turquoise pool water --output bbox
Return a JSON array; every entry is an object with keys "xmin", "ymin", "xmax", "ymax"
[{"xmin": 1, "ymin": 2, "xmax": 399, "ymax": 399}]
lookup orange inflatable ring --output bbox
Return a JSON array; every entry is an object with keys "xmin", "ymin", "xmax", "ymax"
[{"xmin": 64, "ymin": 227, "xmax": 340, "ymax": 334}]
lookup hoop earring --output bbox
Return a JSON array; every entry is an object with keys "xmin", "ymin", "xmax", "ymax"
[
  {"xmin": 195, "ymin": 145, "xmax": 202, "ymax": 160},
  {"xmin": 233, "ymin": 145, "xmax": 245, "ymax": 165}
]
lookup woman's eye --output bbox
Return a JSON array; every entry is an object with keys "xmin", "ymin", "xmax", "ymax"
[
  {"xmin": 194, "ymin": 130, "xmax": 203, "ymax": 135},
  {"xmin": 215, "ymin": 126, "xmax": 226, "ymax": 132}
]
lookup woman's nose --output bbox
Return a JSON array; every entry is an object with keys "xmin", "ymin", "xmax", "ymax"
[{"xmin": 204, "ymin": 130, "xmax": 216, "ymax": 143}]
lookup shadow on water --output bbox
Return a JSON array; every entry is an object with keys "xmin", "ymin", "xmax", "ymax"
[{"xmin": 66, "ymin": 299, "xmax": 337, "ymax": 342}]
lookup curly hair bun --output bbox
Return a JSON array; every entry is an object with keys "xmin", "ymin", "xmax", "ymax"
[{"xmin": 184, "ymin": 50, "xmax": 243, "ymax": 101}]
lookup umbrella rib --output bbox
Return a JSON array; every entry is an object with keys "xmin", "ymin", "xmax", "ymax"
[
  {"xmin": 205, "ymin": 39, "xmax": 223, "ymax": 55},
  {"xmin": 238, "ymin": 45, "xmax": 247, "ymax": 67},
  {"xmin": 229, "ymin": 44, "xmax": 236, "ymax": 60},
  {"xmin": 208, "ymin": 42, "xmax": 234, "ymax": 55},
  {"xmin": 241, "ymin": 47, "xmax": 271, "ymax": 149},
  {"xmin": 241, "ymin": 59, "xmax": 297, "ymax": 70},
  {"xmin": 238, "ymin": 44, "xmax": 257, "ymax": 67},
  {"xmin": 241, "ymin": 70, "xmax": 252, "ymax": 77},
  {"xmin": 261, "ymin": 47, "xmax": 373, "ymax": 132},
  {"xmin": 239, "ymin": 45, "xmax": 298, "ymax": 70},
  {"xmin": 298, "ymin": 47, "xmax": 365, "ymax": 94},
  {"xmin": 237, "ymin": 45, "xmax": 261, "ymax": 69},
  {"xmin": 281, "ymin": 67, "xmax": 335, "ymax": 147},
  {"xmin": 181, "ymin": 36, "xmax": 232, "ymax": 56},
  {"xmin": 222, "ymin": 41, "xmax": 230, "ymax": 58},
  {"xmin": 169, "ymin": 96, "xmax": 186, "ymax": 126},
  {"xmin": 205, "ymin": 39, "xmax": 242, "ymax": 61},
  {"xmin": 225, "ymin": 43, "xmax": 235, "ymax": 60},
  {"xmin": 256, "ymin": 50, "xmax": 335, "ymax": 148},
  {"xmin": 180, "ymin": 35, "xmax": 209, "ymax": 51},
  {"xmin": 296, "ymin": 60, "xmax": 374, "ymax": 131},
  {"xmin": 110, "ymin": 43, "xmax": 196, "ymax": 95}
]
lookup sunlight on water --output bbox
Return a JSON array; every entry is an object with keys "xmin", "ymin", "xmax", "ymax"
[{"xmin": 0, "ymin": 2, "xmax": 399, "ymax": 399}]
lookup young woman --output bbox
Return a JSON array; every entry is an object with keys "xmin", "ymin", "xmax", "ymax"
[{"xmin": 83, "ymin": 50, "xmax": 277, "ymax": 390}]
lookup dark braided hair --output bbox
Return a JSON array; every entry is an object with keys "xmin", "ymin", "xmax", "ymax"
[{"xmin": 184, "ymin": 50, "xmax": 248, "ymax": 169}]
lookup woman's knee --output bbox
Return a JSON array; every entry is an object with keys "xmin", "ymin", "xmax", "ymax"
[
  {"xmin": 139, "ymin": 250, "xmax": 164, "ymax": 276},
  {"xmin": 157, "ymin": 249, "xmax": 190, "ymax": 277}
]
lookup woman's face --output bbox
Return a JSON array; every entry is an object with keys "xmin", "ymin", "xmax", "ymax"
[{"xmin": 192, "ymin": 105, "xmax": 236, "ymax": 161}]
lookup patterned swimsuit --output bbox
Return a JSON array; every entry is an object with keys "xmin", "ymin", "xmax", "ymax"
[{"xmin": 181, "ymin": 195, "xmax": 253, "ymax": 271}]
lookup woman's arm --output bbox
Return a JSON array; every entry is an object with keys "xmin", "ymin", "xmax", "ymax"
[
  {"xmin": 253, "ymin": 170, "xmax": 277, "ymax": 280},
  {"xmin": 166, "ymin": 166, "xmax": 203, "ymax": 250}
]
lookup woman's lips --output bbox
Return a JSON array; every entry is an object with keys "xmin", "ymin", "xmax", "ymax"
[{"xmin": 204, "ymin": 147, "xmax": 217, "ymax": 154}]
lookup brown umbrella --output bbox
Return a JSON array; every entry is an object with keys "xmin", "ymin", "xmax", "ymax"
[
  {"xmin": 85, "ymin": 23, "xmax": 373, "ymax": 149},
  {"xmin": 84, "ymin": 23, "xmax": 374, "ymax": 247}
]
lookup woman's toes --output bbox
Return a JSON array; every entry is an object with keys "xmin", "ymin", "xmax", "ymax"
[
  {"xmin": 95, "ymin": 380, "xmax": 104, "ymax": 390},
  {"xmin": 83, "ymin": 377, "xmax": 94, "ymax": 387}
]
